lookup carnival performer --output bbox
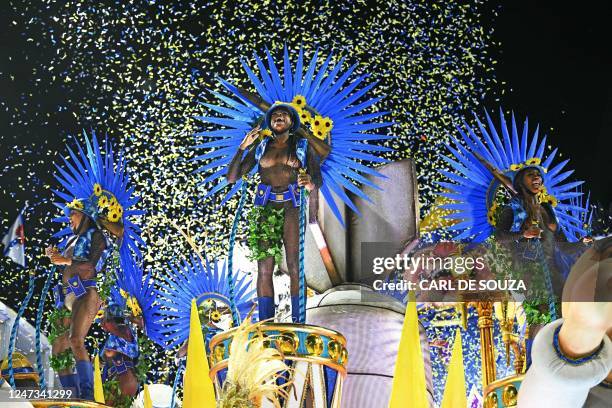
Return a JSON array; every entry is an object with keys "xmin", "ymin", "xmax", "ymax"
[
  {"xmin": 493, "ymin": 165, "xmax": 576, "ymax": 293},
  {"xmin": 226, "ymin": 103, "xmax": 322, "ymax": 322},
  {"xmin": 437, "ymin": 109, "xmax": 591, "ymax": 365},
  {"xmin": 45, "ymin": 199, "xmax": 109, "ymax": 400},
  {"xmin": 99, "ymin": 299, "xmax": 140, "ymax": 397},
  {"xmin": 45, "ymin": 131, "xmax": 145, "ymax": 400},
  {"xmin": 192, "ymin": 46, "xmax": 394, "ymax": 324}
]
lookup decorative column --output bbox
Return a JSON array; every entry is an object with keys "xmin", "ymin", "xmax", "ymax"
[{"xmin": 475, "ymin": 302, "xmax": 497, "ymax": 389}]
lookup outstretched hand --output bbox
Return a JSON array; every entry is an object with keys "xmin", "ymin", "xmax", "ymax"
[{"xmin": 297, "ymin": 171, "xmax": 314, "ymax": 192}]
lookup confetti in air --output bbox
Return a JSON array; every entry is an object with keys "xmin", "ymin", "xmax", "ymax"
[{"xmin": 2, "ymin": 0, "xmax": 506, "ymax": 399}]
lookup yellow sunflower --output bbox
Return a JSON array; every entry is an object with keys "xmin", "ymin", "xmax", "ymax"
[
  {"xmin": 509, "ymin": 163, "xmax": 524, "ymax": 171},
  {"xmin": 108, "ymin": 196, "xmax": 118, "ymax": 208},
  {"xmin": 525, "ymin": 157, "xmax": 541, "ymax": 166},
  {"xmin": 291, "ymin": 94, "xmax": 306, "ymax": 108},
  {"xmin": 127, "ymin": 296, "xmax": 142, "ymax": 317},
  {"xmin": 314, "ymin": 128, "xmax": 325, "ymax": 140},
  {"xmin": 259, "ymin": 128, "xmax": 272, "ymax": 138},
  {"xmin": 94, "ymin": 308, "xmax": 105, "ymax": 322},
  {"xmin": 322, "ymin": 117, "xmax": 333, "ymax": 131},
  {"xmin": 107, "ymin": 209, "xmax": 121, "ymax": 223},
  {"xmin": 98, "ymin": 195, "xmax": 109, "ymax": 209},
  {"xmin": 210, "ymin": 310, "xmax": 222, "ymax": 323},
  {"xmin": 68, "ymin": 198, "xmax": 84, "ymax": 210},
  {"xmin": 115, "ymin": 205, "xmax": 124, "ymax": 216},
  {"xmin": 311, "ymin": 115, "xmax": 324, "ymax": 128},
  {"xmin": 299, "ymin": 109, "xmax": 312, "ymax": 123},
  {"xmin": 93, "ymin": 183, "xmax": 102, "ymax": 196}
]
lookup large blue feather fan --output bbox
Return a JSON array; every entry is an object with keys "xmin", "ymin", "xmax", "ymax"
[
  {"xmin": 153, "ymin": 254, "xmax": 256, "ymax": 349},
  {"xmin": 192, "ymin": 45, "xmax": 394, "ymax": 226},
  {"xmin": 52, "ymin": 130, "xmax": 145, "ymax": 260},
  {"xmin": 438, "ymin": 109, "xmax": 586, "ymax": 243}
]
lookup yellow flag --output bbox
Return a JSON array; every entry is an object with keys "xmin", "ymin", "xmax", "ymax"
[
  {"xmin": 144, "ymin": 383, "xmax": 152, "ymax": 408},
  {"xmin": 93, "ymin": 354, "xmax": 105, "ymax": 403},
  {"xmin": 389, "ymin": 294, "xmax": 429, "ymax": 408},
  {"xmin": 183, "ymin": 298, "xmax": 217, "ymax": 407},
  {"xmin": 441, "ymin": 329, "xmax": 467, "ymax": 408}
]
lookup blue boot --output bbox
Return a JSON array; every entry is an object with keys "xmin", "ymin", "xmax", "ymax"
[
  {"xmin": 291, "ymin": 296, "xmax": 301, "ymax": 323},
  {"xmin": 75, "ymin": 360, "xmax": 94, "ymax": 400},
  {"xmin": 258, "ymin": 296, "xmax": 275, "ymax": 321},
  {"xmin": 58, "ymin": 373, "xmax": 80, "ymax": 397}
]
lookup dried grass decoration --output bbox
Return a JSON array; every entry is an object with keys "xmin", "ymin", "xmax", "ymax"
[{"xmin": 218, "ymin": 317, "xmax": 294, "ymax": 408}]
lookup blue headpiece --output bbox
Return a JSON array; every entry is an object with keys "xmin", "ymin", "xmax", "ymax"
[
  {"xmin": 52, "ymin": 130, "xmax": 145, "ymax": 259},
  {"xmin": 438, "ymin": 109, "xmax": 586, "ymax": 243},
  {"xmin": 153, "ymin": 255, "xmax": 256, "ymax": 349},
  {"xmin": 193, "ymin": 45, "xmax": 394, "ymax": 226},
  {"xmin": 104, "ymin": 258, "xmax": 165, "ymax": 346}
]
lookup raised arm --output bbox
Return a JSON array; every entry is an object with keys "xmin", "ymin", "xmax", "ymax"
[
  {"xmin": 226, "ymin": 145, "xmax": 257, "ymax": 183},
  {"xmin": 226, "ymin": 125, "xmax": 261, "ymax": 183}
]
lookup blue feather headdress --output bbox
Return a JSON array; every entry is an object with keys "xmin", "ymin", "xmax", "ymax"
[
  {"xmin": 438, "ymin": 109, "xmax": 586, "ymax": 243},
  {"xmin": 153, "ymin": 254, "xmax": 256, "ymax": 349},
  {"xmin": 106, "ymin": 259, "xmax": 166, "ymax": 347},
  {"xmin": 52, "ymin": 130, "xmax": 145, "ymax": 260},
  {"xmin": 193, "ymin": 45, "xmax": 394, "ymax": 225}
]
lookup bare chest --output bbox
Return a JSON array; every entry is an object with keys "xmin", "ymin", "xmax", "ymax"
[{"xmin": 259, "ymin": 144, "xmax": 300, "ymax": 169}]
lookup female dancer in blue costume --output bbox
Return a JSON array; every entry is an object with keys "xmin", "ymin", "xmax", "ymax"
[
  {"xmin": 226, "ymin": 103, "xmax": 322, "ymax": 322},
  {"xmin": 45, "ymin": 199, "xmax": 109, "ymax": 400}
]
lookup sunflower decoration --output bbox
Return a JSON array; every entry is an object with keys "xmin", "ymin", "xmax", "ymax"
[
  {"xmin": 259, "ymin": 128, "xmax": 272, "ymax": 139},
  {"xmin": 93, "ymin": 183, "xmax": 103, "ymax": 196},
  {"xmin": 291, "ymin": 94, "xmax": 306, "ymax": 109},
  {"xmin": 120, "ymin": 288, "xmax": 142, "ymax": 317},
  {"xmin": 525, "ymin": 157, "xmax": 541, "ymax": 166},
  {"xmin": 106, "ymin": 208, "xmax": 121, "ymax": 223},
  {"xmin": 487, "ymin": 201, "xmax": 499, "ymax": 226},
  {"xmin": 97, "ymin": 195, "xmax": 109, "ymax": 209},
  {"xmin": 535, "ymin": 186, "xmax": 558, "ymax": 207},
  {"xmin": 210, "ymin": 309, "xmax": 222, "ymax": 323},
  {"xmin": 298, "ymin": 109, "xmax": 312, "ymax": 124},
  {"xmin": 67, "ymin": 198, "xmax": 84, "ymax": 211}
]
